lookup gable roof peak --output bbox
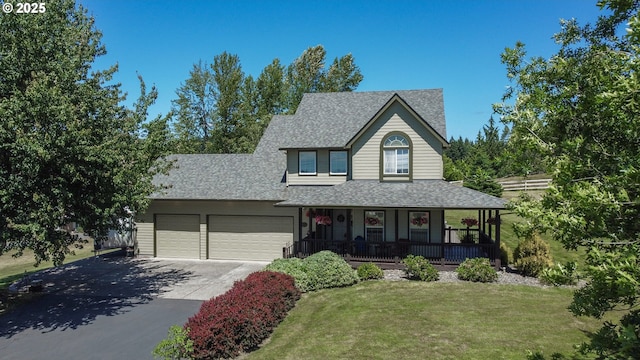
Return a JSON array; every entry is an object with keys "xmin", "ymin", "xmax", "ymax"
[{"xmin": 279, "ymin": 88, "xmax": 446, "ymax": 149}]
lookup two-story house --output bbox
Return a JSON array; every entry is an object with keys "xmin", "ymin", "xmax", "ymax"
[{"xmin": 137, "ymin": 89, "xmax": 506, "ymax": 267}]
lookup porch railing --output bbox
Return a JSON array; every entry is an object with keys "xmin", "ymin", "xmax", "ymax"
[{"xmin": 284, "ymin": 228, "xmax": 497, "ymax": 266}]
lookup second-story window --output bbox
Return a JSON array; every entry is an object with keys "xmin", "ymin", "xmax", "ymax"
[
  {"xmin": 329, "ymin": 151, "xmax": 347, "ymax": 175},
  {"xmin": 299, "ymin": 151, "xmax": 317, "ymax": 175},
  {"xmin": 383, "ymin": 134, "xmax": 410, "ymax": 174}
]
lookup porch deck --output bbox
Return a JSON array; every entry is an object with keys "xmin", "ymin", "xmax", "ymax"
[{"xmin": 283, "ymin": 228, "xmax": 500, "ymax": 269}]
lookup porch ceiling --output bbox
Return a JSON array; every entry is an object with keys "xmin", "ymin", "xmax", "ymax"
[{"xmin": 277, "ymin": 180, "xmax": 507, "ymax": 209}]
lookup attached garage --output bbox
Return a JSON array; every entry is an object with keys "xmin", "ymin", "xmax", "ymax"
[
  {"xmin": 208, "ymin": 215, "xmax": 293, "ymax": 261},
  {"xmin": 155, "ymin": 214, "xmax": 200, "ymax": 259}
]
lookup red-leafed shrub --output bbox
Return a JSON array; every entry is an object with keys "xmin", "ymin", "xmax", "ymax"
[{"xmin": 186, "ymin": 271, "xmax": 300, "ymax": 359}]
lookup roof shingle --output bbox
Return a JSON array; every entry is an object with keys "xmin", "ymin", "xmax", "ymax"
[{"xmin": 278, "ymin": 89, "xmax": 446, "ymax": 149}]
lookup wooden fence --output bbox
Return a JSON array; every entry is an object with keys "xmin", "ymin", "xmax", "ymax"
[
  {"xmin": 497, "ymin": 178, "xmax": 551, "ymax": 191},
  {"xmin": 449, "ymin": 178, "xmax": 551, "ymax": 191}
]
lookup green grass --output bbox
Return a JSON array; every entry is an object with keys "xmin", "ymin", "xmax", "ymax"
[
  {"xmin": 0, "ymin": 242, "xmax": 101, "ymax": 315},
  {"xmin": 248, "ymin": 281, "xmax": 606, "ymax": 359},
  {"xmin": 0, "ymin": 244, "xmax": 97, "ymax": 289},
  {"xmin": 445, "ymin": 190, "xmax": 586, "ymax": 267}
]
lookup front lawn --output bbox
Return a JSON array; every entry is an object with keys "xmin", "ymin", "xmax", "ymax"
[
  {"xmin": 0, "ymin": 242, "xmax": 100, "ymax": 315},
  {"xmin": 248, "ymin": 281, "xmax": 605, "ymax": 359}
]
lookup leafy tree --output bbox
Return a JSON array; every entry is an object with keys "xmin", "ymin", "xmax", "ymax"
[
  {"xmin": 284, "ymin": 45, "xmax": 327, "ymax": 113},
  {"xmin": 285, "ymin": 45, "xmax": 363, "ymax": 114},
  {"xmin": 322, "ymin": 53, "xmax": 364, "ymax": 92},
  {"xmin": 172, "ymin": 46, "xmax": 363, "ymax": 154},
  {"xmin": 210, "ymin": 51, "xmax": 245, "ymax": 153},
  {"xmin": 0, "ymin": 0, "xmax": 164, "ymax": 265},
  {"xmin": 256, "ymin": 58, "xmax": 286, "ymax": 118},
  {"xmin": 496, "ymin": 0, "xmax": 640, "ymax": 357},
  {"xmin": 172, "ymin": 61, "xmax": 215, "ymax": 153}
]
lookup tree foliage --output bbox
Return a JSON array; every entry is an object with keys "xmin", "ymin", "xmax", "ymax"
[
  {"xmin": 0, "ymin": 0, "xmax": 165, "ymax": 265},
  {"xmin": 495, "ymin": 0, "xmax": 640, "ymax": 357},
  {"xmin": 171, "ymin": 45, "xmax": 364, "ymax": 154},
  {"xmin": 172, "ymin": 61, "xmax": 215, "ymax": 153}
]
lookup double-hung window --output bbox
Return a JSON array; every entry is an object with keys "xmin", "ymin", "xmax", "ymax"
[
  {"xmin": 299, "ymin": 151, "xmax": 317, "ymax": 175},
  {"xmin": 329, "ymin": 151, "xmax": 347, "ymax": 175},
  {"xmin": 383, "ymin": 134, "xmax": 410, "ymax": 174}
]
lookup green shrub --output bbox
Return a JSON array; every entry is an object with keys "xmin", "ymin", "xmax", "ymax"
[
  {"xmin": 539, "ymin": 262, "xmax": 578, "ymax": 286},
  {"xmin": 357, "ymin": 263, "xmax": 384, "ymax": 280},
  {"xmin": 403, "ymin": 255, "xmax": 439, "ymax": 281},
  {"xmin": 265, "ymin": 251, "xmax": 358, "ymax": 292},
  {"xmin": 499, "ymin": 242, "xmax": 512, "ymax": 266},
  {"xmin": 513, "ymin": 234, "xmax": 553, "ymax": 277},
  {"xmin": 456, "ymin": 258, "xmax": 498, "ymax": 283},
  {"xmin": 152, "ymin": 325, "xmax": 194, "ymax": 360},
  {"xmin": 265, "ymin": 258, "xmax": 311, "ymax": 290},
  {"xmin": 303, "ymin": 251, "xmax": 359, "ymax": 291}
]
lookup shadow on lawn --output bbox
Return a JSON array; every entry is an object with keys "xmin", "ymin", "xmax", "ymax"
[{"xmin": 0, "ymin": 251, "xmax": 194, "ymax": 338}]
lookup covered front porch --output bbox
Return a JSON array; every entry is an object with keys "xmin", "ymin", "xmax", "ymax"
[
  {"xmin": 282, "ymin": 207, "xmax": 502, "ymax": 269},
  {"xmin": 278, "ymin": 180, "xmax": 506, "ymax": 269}
]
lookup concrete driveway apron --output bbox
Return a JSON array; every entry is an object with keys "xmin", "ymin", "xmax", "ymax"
[{"xmin": 0, "ymin": 254, "xmax": 267, "ymax": 360}]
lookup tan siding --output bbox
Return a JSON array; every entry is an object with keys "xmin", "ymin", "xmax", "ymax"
[
  {"xmin": 142, "ymin": 200, "xmax": 299, "ymax": 260},
  {"xmin": 209, "ymin": 215, "xmax": 293, "ymax": 261},
  {"xmin": 137, "ymin": 222, "xmax": 154, "ymax": 256},
  {"xmin": 287, "ymin": 149, "xmax": 347, "ymax": 185},
  {"xmin": 200, "ymin": 221, "xmax": 207, "ymax": 260},
  {"xmin": 155, "ymin": 214, "xmax": 200, "ymax": 259},
  {"xmin": 351, "ymin": 102, "xmax": 443, "ymax": 180}
]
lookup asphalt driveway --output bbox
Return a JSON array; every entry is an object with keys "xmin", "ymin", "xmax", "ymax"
[{"xmin": 0, "ymin": 253, "xmax": 267, "ymax": 359}]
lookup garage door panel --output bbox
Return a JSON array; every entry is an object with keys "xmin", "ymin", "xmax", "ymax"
[
  {"xmin": 156, "ymin": 214, "xmax": 200, "ymax": 259},
  {"xmin": 208, "ymin": 216, "xmax": 293, "ymax": 261}
]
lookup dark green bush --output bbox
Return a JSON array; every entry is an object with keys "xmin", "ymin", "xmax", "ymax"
[
  {"xmin": 456, "ymin": 258, "xmax": 498, "ymax": 283},
  {"xmin": 357, "ymin": 262, "xmax": 384, "ymax": 280},
  {"xmin": 403, "ymin": 255, "xmax": 439, "ymax": 281},
  {"xmin": 265, "ymin": 251, "xmax": 358, "ymax": 292},
  {"xmin": 539, "ymin": 262, "xmax": 578, "ymax": 286},
  {"xmin": 513, "ymin": 234, "xmax": 553, "ymax": 277},
  {"xmin": 463, "ymin": 169, "xmax": 503, "ymax": 197}
]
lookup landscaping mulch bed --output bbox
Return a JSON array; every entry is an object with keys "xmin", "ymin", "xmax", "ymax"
[{"xmin": 384, "ymin": 269, "xmax": 582, "ymax": 288}]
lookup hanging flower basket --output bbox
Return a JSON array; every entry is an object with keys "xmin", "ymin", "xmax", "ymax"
[
  {"xmin": 486, "ymin": 217, "xmax": 501, "ymax": 225},
  {"xmin": 461, "ymin": 217, "xmax": 479, "ymax": 227},
  {"xmin": 411, "ymin": 215, "xmax": 429, "ymax": 227},
  {"xmin": 315, "ymin": 215, "xmax": 332, "ymax": 226}
]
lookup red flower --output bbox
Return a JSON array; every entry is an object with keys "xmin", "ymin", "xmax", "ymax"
[{"xmin": 461, "ymin": 218, "xmax": 479, "ymax": 227}]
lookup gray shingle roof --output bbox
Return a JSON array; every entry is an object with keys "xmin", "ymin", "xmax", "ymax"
[
  {"xmin": 279, "ymin": 89, "xmax": 446, "ymax": 149},
  {"xmin": 151, "ymin": 115, "xmax": 290, "ymax": 201},
  {"xmin": 277, "ymin": 180, "xmax": 506, "ymax": 209},
  {"xmin": 151, "ymin": 89, "xmax": 503, "ymax": 209}
]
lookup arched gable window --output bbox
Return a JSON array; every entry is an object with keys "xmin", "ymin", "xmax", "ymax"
[{"xmin": 383, "ymin": 134, "xmax": 410, "ymax": 174}]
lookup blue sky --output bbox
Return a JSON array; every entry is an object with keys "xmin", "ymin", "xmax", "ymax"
[{"xmin": 82, "ymin": 0, "xmax": 605, "ymax": 140}]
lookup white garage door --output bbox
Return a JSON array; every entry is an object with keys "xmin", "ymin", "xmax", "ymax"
[
  {"xmin": 156, "ymin": 214, "xmax": 200, "ymax": 259},
  {"xmin": 208, "ymin": 215, "xmax": 293, "ymax": 261}
]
